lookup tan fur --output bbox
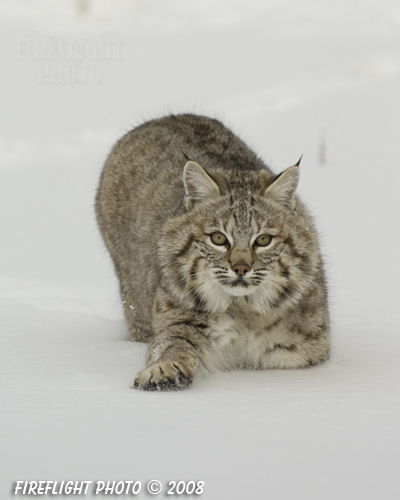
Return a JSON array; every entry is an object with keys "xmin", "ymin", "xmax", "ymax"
[{"xmin": 95, "ymin": 114, "xmax": 330, "ymax": 391}]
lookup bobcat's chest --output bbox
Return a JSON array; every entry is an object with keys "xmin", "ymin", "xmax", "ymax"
[{"xmin": 206, "ymin": 309, "xmax": 291, "ymax": 370}]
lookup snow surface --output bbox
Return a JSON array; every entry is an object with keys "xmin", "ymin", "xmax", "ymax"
[{"xmin": 1, "ymin": 2, "xmax": 400, "ymax": 499}]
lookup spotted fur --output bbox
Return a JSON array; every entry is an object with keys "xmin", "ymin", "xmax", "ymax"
[{"xmin": 95, "ymin": 114, "xmax": 330, "ymax": 391}]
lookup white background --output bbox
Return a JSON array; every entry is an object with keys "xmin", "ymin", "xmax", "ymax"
[{"xmin": 1, "ymin": 1, "xmax": 399, "ymax": 499}]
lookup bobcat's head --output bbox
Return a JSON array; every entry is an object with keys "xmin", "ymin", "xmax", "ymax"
[{"xmin": 160, "ymin": 160, "xmax": 319, "ymax": 314}]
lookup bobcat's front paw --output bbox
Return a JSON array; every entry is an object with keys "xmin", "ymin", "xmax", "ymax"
[{"xmin": 131, "ymin": 360, "xmax": 193, "ymax": 391}]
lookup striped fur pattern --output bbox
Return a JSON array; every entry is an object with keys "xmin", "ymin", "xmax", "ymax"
[{"xmin": 95, "ymin": 114, "xmax": 330, "ymax": 391}]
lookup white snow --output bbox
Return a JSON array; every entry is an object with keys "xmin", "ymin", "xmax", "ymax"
[{"xmin": 1, "ymin": 2, "xmax": 399, "ymax": 499}]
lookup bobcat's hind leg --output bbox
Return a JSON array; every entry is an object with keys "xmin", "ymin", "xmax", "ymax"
[
  {"xmin": 120, "ymin": 301, "xmax": 151, "ymax": 342},
  {"xmin": 118, "ymin": 280, "xmax": 152, "ymax": 342}
]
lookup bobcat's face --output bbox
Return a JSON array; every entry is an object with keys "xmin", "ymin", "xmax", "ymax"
[
  {"xmin": 201, "ymin": 204, "xmax": 285, "ymax": 297},
  {"xmin": 186, "ymin": 195, "xmax": 310, "ymax": 313}
]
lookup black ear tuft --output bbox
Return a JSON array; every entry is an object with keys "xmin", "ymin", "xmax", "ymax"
[{"xmin": 294, "ymin": 155, "xmax": 303, "ymax": 167}]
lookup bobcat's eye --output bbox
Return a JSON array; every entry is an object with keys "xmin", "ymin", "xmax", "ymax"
[
  {"xmin": 254, "ymin": 234, "xmax": 272, "ymax": 247},
  {"xmin": 210, "ymin": 232, "xmax": 227, "ymax": 246}
]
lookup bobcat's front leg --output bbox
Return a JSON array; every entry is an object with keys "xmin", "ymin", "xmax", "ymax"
[
  {"xmin": 131, "ymin": 292, "xmax": 210, "ymax": 391},
  {"xmin": 132, "ymin": 340, "xmax": 200, "ymax": 391}
]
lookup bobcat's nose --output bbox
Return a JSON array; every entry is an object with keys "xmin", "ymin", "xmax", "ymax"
[{"xmin": 232, "ymin": 261, "xmax": 251, "ymax": 276}]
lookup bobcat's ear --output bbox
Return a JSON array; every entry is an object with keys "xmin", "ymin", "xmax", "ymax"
[
  {"xmin": 265, "ymin": 164, "xmax": 300, "ymax": 205},
  {"xmin": 183, "ymin": 161, "xmax": 220, "ymax": 206}
]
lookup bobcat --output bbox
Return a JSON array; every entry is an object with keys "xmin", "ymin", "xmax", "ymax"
[{"xmin": 95, "ymin": 114, "xmax": 330, "ymax": 391}]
